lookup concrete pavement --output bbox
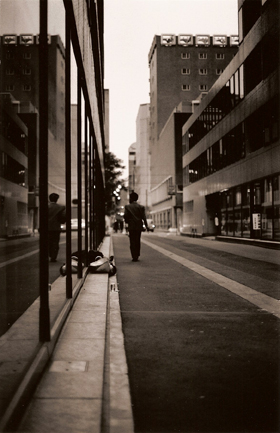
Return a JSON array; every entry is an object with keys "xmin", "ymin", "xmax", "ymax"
[{"xmin": 0, "ymin": 235, "xmax": 133, "ymax": 433}]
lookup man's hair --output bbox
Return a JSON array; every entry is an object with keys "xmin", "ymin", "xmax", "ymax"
[
  {"xmin": 130, "ymin": 192, "xmax": 138, "ymax": 203},
  {"xmin": 49, "ymin": 193, "xmax": 59, "ymax": 202}
]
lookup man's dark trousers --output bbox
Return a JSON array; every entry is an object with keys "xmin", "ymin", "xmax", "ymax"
[
  {"xmin": 129, "ymin": 229, "xmax": 142, "ymax": 260},
  {"xmin": 48, "ymin": 230, "xmax": 61, "ymax": 261}
]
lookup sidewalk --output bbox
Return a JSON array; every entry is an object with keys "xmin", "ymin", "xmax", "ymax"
[{"xmin": 0, "ymin": 236, "xmax": 133, "ymax": 433}]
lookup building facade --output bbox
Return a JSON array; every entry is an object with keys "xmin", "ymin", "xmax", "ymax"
[
  {"xmin": 148, "ymin": 33, "xmax": 239, "ymax": 189},
  {"xmin": 128, "ymin": 142, "xmax": 136, "ymax": 193},
  {"xmin": 147, "ymin": 34, "xmax": 239, "ymax": 230},
  {"xmin": 135, "ymin": 103, "xmax": 151, "ymax": 210},
  {"xmin": 0, "ymin": 34, "xmax": 66, "ymax": 234},
  {"xmin": 181, "ymin": 0, "xmax": 279, "ymax": 242}
]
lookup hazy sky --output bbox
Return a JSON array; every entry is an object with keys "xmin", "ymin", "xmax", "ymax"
[
  {"xmin": 104, "ymin": 0, "xmax": 238, "ymax": 178},
  {"xmin": 0, "ymin": 0, "xmax": 238, "ymax": 179}
]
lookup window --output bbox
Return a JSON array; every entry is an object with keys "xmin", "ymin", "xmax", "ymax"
[
  {"xmin": 23, "ymin": 52, "xmax": 31, "ymax": 59},
  {"xmin": 6, "ymin": 69, "xmax": 14, "ymax": 75},
  {"xmin": 182, "ymin": 84, "xmax": 190, "ymax": 91},
  {"xmin": 5, "ymin": 85, "xmax": 15, "ymax": 91},
  {"xmin": 199, "ymin": 53, "xmax": 207, "ymax": 59},
  {"xmin": 22, "ymin": 68, "xmax": 31, "ymax": 75},
  {"xmin": 181, "ymin": 68, "xmax": 190, "ymax": 75},
  {"xmin": 216, "ymin": 53, "xmax": 224, "ymax": 59},
  {"xmin": 23, "ymin": 85, "xmax": 31, "ymax": 91},
  {"xmin": 199, "ymin": 69, "xmax": 207, "ymax": 75},
  {"xmin": 199, "ymin": 85, "xmax": 207, "ymax": 91},
  {"xmin": 181, "ymin": 53, "xmax": 190, "ymax": 59},
  {"xmin": 6, "ymin": 52, "xmax": 15, "ymax": 59},
  {"xmin": 216, "ymin": 69, "xmax": 224, "ymax": 75}
]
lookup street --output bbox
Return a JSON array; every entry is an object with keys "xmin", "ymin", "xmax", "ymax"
[
  {"xmin": 0, "ymin": 233, "xmax": 78, "ymax": 337},
  {"xmin": 113, "ymin": 232, "xmax": 280, "ymax": 433}
]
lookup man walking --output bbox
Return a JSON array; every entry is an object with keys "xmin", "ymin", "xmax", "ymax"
[
  {"xmin": 124, "ymin": 192, "xmax": 148, "ymax": 262},
  {"xmin": 48, "ymin": 193, "xmax": 66, "ymax": 262}
]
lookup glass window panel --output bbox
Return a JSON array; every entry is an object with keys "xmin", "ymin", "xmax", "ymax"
[
  {"xmin": 221, "ymin": 212, "xmax": 227, "ymax": 235},
  {"xmin": 274, "ymin": 205, "xmax": 280, "ymax": 241},
  {"xmin": 234, "ymin": 70, "xmax": 239, "ymax": 103},
  {"xmin": 227, "ymin": 210, "xmax": 234, "ymax": 236},
  {"xmin": 273, "ymin": 175, "xmax": 280, "ymax": 203},
  {"xmin": 234, "ymin": 210, "xmax": 242, "ymax": 237},
  {"xmin": 239, "ymin": 65, "xmax": 244, "ymax": 99},
  {"xmin": 261, "ymin": 206, "xmax": 273, "ymax": 239},
  {"xmin": 242, "ymin": 207, "xmax": 251, "ymax": 238}
]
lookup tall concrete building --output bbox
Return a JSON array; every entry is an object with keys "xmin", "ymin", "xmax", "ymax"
[
  {"xmin": 128, "ymin": 142, "xmax": 136, "ymax": 193},
  {"xmin": 148, "ymin": 34, "xmax": 239, "ymax": 187},
  {"xmin": 147, "ymin": 34, "xmax": 238, "ymax": 229},
  {"xmin": 181, "ymin": 0, "xmax": 279, "ymax": 242},
  {"xmin": 135, "ymin": 103, "xmax": 151, "ymax": 210}
]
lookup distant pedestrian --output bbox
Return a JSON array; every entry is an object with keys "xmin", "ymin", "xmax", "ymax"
[
  {"xmin": 124, "ymin": 192, "xmax": 148, "ymax": 262},
  {"xmin": 48, "ymin": 193, "xmax": 66, "ymax": 262}
]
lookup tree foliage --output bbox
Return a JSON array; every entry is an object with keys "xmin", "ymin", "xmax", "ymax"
[{"xmin": 104, "ymin": 151, "xmax": 126, "ymax": 215}]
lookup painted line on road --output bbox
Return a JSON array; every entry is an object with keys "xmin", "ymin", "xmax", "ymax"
[
  {"xmin": 142, "ymin": 239, "xmax": 280, "ymax": 319},
  {"xmin": 0, "ymin": 249, "xmax": 39, "ymax": 268},
  {"xmin": 0, "ymin": 240, "xmax": 68, "ymax": 269}
]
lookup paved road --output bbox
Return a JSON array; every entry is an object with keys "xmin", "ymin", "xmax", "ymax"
[{"xmin": 112, "ymin": 232, "xmax": 280, "ymax": 433}]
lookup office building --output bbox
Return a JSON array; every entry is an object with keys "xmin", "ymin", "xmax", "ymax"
[
  {"xmin": 181, "ymin": 0, "xmax": 279, "ymax": 242},
  {"xmin": 128, "ymin": 142, "xmax": 136, "ymax": 193},
  {"xmin": 148, "ymin": 33, "xmax": 238, "ymax": 229},
  {"xmin": 134, "ymin": 103, "xmax": 151, "ymax": 209}
]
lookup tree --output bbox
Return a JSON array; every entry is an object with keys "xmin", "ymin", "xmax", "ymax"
[{"xmin": 104, "ymin": 151, "xmax": 126, "ymax": 215}]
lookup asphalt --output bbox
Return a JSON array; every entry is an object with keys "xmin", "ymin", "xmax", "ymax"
[
  {"xmin": 0, "ymin": 232, "xmax": 279, "ymax": 433},
  {"xmin": 112, "ymin": 232, "xmax": 280, "ymax": 433}
]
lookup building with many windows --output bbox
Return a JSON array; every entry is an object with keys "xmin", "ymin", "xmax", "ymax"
[
  {"xmin": 147, "ymin": 33, "xmax": 238, "ymax": 230},
  {"xmin": 128, "ymin": 142, "xmax": 136, "ymax": 193},
  {"xmin": 181, "ymin": 0, "xmax": 279, "ymax": 242},
  {"xmin": 0, "ymin": 34, "xmax": 66, "ymax": 234},
  {"xmin": 0, "ymin": 93, "xmax": 29, "ymax": 236},
  {"xmin": 134, "ymin": 103, "xmax": 151, "ymax": 210}
]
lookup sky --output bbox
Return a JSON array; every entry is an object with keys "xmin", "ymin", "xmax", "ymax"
[
  {"xmin": 0, "ymin": 0, "xmax": 238, "ymax": 179},
  {"xmin": 104, "ymin": 0, "xmax": 238, "ymax": 179}
]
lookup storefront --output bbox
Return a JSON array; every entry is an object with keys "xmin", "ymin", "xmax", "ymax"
[{"xmin": 219, "ymin": 174, "xmax": 280, "ymax": 241}]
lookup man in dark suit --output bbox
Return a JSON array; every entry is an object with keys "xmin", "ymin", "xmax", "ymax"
[
  {"xmin": 48, "ymin": 193, "xmax": 66, "ymax": 262},
  {"xmin": 124, "ymin": 192, "xmax": 148, "ymax": 262}
]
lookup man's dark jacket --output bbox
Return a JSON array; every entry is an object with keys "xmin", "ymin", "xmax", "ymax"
[
  {"xmin": 124, "ymin": 201, "xmax": 147, "ymax": 230},
  {"xmin": 48, "ymin": 202, "xmax": 66, "ymax": 231}
]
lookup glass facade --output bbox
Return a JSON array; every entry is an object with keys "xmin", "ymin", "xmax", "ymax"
[
  {"xmin": 219, "ymin": 175, "xmax": 280, "ymax": 241},
  {"xmin": 0, "ymin": 2, "xmax": 105, "ymax": 348}
]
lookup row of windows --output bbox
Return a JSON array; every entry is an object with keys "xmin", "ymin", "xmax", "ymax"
[
  {"xmin": 6, "ymin": 69, "xmax": 32, "ymax": 75},
  {"xmin": 181, "ymin": 53, "xmax": 225, "ymax": 59},
  {"xmin": 184, "ymin": 98, "xmax": 279, "ymax": 185},
  {"xmin": 5, "ymin": 85, "xmax": 32, "ymax": 91},
  {"xmin": 185, "ymin": 35, "xmax": 279, "ymax": 150},
  {"xmin": 182, "ymin": 84, "xmax": 208, "ymax": 91},
  {"xmin": 0, "ymin": 111, "xmax": 27, "ymax": 153},
  {"xmin": 219, "ymin": 175, "xmax": 280, "ymax": 241},
  {"xmin": 181, "ymin": 68, "xmax": 224, "ymax": 75},
  {"xmin": 0, "ymin": 151, "xmax": 27, "ymax": 187},
  {"xmin": 185, "ymin": 65, "xmax": 245, "ymax": 149},
  {"xmin": 5, "ymin": 52, "xmax": 32, "ymax": 59}
]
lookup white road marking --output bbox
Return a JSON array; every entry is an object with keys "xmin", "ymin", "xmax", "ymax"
[
  {"xmin": 0, "ymin": 249, "xmax": 39, "ymax": 268},
  {"xmin": 142, "ymin": 239, "xmax": 280, "ymax": 319}
]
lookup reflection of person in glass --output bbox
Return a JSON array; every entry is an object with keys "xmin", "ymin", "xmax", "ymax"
[
  {"xmin": 48, "ymin": 193, "xmax": 66, "ymax": 262},
  {"xmin": 124, "ymin": 192, "xmax": 148, "ymax": 262}
]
